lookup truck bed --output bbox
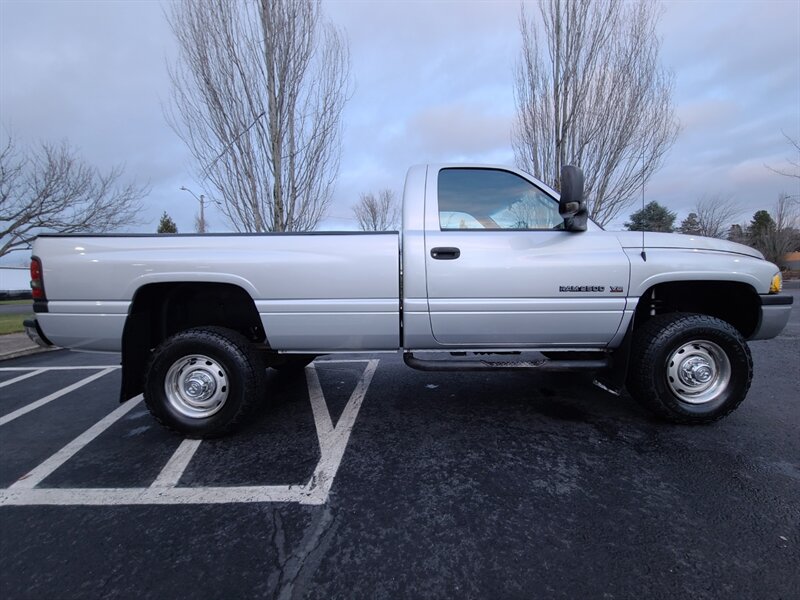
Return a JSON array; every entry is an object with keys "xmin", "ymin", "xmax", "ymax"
[{"xmin": 34, "ymin": 232, "xmax": 401, "ymax": 352}]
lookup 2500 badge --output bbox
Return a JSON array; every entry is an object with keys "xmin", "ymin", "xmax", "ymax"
[{"xmin": 559, "ymin": 285, "xmax": 625, "ymax": 293}]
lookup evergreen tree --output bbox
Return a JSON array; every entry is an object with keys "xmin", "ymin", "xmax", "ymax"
[
  {"xmin": 625, "ymin": 201, "xmax": 676, "ymax": 232},
  {"xmin": 746, "ymin": 210, "xmax": 776, "ymax": 241},
  {"xmin": 157, "ymin": 211, "xmax": 178, "ymax": 234},
  {"xmin": 678, "ymin": 212, "xmax": 702, "ymax": 235}
]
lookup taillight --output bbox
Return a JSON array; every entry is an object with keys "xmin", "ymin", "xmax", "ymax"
[{"xmin": 30, "ymin": 257, "xmax": 45, "ymax": 300}]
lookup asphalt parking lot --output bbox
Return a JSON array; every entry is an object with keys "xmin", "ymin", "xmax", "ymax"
[{"xmin": 1, "ymin": 292, "xmax": 798, "ymax": 599}]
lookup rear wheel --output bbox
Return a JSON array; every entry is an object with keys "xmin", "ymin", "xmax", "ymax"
[
  {"xmin": 144, "ymin": 327, "xmax": 266, "ymax": 437},
  {"xmin": 627, "ymin": 313, "xmax": 752, "ymax": 424}
]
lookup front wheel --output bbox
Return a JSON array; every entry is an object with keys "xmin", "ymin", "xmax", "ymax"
[
  {"xmin": 627, "ymin": 313, "xmax": 752, "ymax": 424},
  {"xmin": 144, "ymin": 327, "xmax": 267, "ymax": 437}
]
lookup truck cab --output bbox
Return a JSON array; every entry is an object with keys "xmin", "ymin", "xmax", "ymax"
[{"xmin": 402, "ymin": 165, "xmax": 629, "ymax": 349}]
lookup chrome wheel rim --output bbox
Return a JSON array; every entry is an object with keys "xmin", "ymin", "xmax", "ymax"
[
  {"xmin": 666, "ymin": 340, "xmax": 731, "ymax": 405},
  {"xmin": 164, "ymin": 354, "xmax": 229, "ymax": 418}
]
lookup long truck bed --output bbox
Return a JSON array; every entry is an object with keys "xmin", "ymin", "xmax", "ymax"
[{"xmin": 33, "ymin": 232, "xmax": 400, "ymax": 352}]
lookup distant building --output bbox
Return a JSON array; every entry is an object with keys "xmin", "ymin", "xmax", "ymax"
[
  {"xmin": 0, "ymin": 267, "xmax": 31, "ymax": 299},
  {"xmin": 783, "ymin": 252, "xmax": 800, "ymax": 271}
]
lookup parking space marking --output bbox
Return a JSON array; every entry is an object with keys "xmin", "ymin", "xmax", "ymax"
[
  {"xmin": 304, "ymin": 359, "xmax": 379, "ymax": 503},
  {"xmin": 0, "ymin": 367, "xmax": 117, "ymax": 426},
  {"xmin": 0, "ymin": 486, "xmax": 308, "ymax": 506},
  {"xmin": 0, "ymin": 369, "xmax": 47, "ymax": 389},
  {"xmin": 0, "ymin": 359, "xmax": 379, "ymax": 506},
  {"xmin": 150, "ymin": 439, "xmax": 202, "ymax": 488},
  {"xmin": 0, "ymin": 366, "xmax": 121, "ymax": 371},
  {"xmin": 9, "ymin": 394, "xmax": 144, "ymax": 489},
  {"xmin": 305, "ymin": 365, "xmax": 334, "ymax": 438}
]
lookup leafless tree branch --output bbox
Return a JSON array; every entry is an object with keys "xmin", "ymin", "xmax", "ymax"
[
  {"xmin": 0, "ymin": 135, "xmax": 146, "ymax": 257},
  {"xmin": 766, "ymin": 132, "xmax": 800, "ymax": 182},
  {"xmin": 352, "ymin": 189, "xmax": 399, "ymax": 231},
  {"xmin": 166, "ymin": 0, "xmax": 350, "ymax": 233},
  {"xmin": 692, "ymin": 193, "xmax": 740, "ymax": 239},
  {"xmin": 513, "ymin": 0, "xmax": 679, "ymax": 226}
]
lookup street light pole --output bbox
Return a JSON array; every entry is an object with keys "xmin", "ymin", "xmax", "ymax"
[{"xmin": 180, "ymin": 186, "xmax": 207, "ymax": 233}]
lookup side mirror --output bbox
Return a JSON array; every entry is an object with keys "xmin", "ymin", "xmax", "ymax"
[{"xmin": 559, "ymin": 165, "xmax": 588, "ymax": 232}]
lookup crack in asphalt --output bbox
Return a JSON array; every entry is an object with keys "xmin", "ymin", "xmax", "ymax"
[{"xmin": 275, "ymin": 506, "xmax": 338, "ymax": 600}]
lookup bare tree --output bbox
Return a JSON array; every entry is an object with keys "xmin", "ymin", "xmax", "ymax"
[
  {"xmin": 352, "ymin": 189, "xmax": 399, "ymax": 231},
  {"xmin": 692, "ymin": 194, "xmax": 740, "ymax": 239},
  {"xmin": 167, "ymin": 0, "xmax": 350, "ymax": 233},
  {"xmin": 0, "ymin": 136, "xmax": 146, "ymax": 257},
  {"xmin": 513, "ymin": 0, "xmax": 679, "ymax": 226},
  {"xmin": 774, "ymin": 193, "xmax": 799, "ymax": 232},
  {"xmin": 194, "ymin": 214, "xmax": 209, "ymax": 234},
  {"xmin": 767, "ymin": 133, "xmax": 800, "ymax": 181},
  {"xmin": 508, "ymin": 192, "xmax": 562, "ymax": 229}
]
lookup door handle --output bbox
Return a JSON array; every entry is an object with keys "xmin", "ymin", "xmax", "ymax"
[{"xmin": 431, "ymin": 247, "xmax": 460, "ymax": 260}]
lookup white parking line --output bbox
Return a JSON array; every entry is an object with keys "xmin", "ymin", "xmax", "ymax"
[
  {"xmin": 0, "ymin": 369, "xmax": 47, "ymax": 389},
  {"xmin": 305, "ymin": 365, "xmax": 334, "ymax": 439},
  {"xmin": 0, "ymin": 366, "xmax": 121, "ymax": 371},
  {"xmin": 9, "ymin": 395, "xmax": 144, "ymax": 489},
  {"xmin": 305, "ymin": 359, "xmax": 379, "ymax": 504},
  {"xmin": 0, "ymin": 486, "xmax": 311, "ymax": 506},
  {"xmin": 0, "ymin": 359, "xmax": 378, "ymax": 506},
  {"xmin": 150, "ymin": 439, "xmax": 203, "ymax": 488},
  {"xmin": 0, "ymin": 367, "xmax": 117, "ymax": 426}
]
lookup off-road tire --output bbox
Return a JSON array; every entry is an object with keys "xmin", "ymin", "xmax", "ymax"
[
  {"xmin": 144, "ymin": 327, "xmax": 267, "ymax": 438},
  {"xmin": 627, "ymin": 313, "xmax": 752, "ymax": 424}
]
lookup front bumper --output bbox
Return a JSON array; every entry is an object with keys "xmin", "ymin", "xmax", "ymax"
[{"xmin": 749, "ymin": 294, "xmax": 794, "ymax": 341}]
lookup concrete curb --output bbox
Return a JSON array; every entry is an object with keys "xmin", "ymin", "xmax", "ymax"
[
  {"xmin": 0, "ymin": 346, "xmax": 59, "ymax": 362},
  {"xmin": 0, "ymin": 332, "xmax": 58, "ymax": 362}
]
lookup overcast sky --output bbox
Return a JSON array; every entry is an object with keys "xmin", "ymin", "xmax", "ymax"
[{"xmin": 1, "ymin": 0, "xmax": 799, "ymax": 263}]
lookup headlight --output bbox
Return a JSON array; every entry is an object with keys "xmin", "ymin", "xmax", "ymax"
[{"xmin": 769, "ymin": 272, "xmax": 783, "ymax": 294}]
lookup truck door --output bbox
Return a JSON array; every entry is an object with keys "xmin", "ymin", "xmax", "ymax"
[{"xmin": 424, "ymin": 166, "xmax": 629, "ymax": 347}]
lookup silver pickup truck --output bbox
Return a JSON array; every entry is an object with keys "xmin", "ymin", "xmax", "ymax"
[{"xmin": 26, "ymin": 164, "xmax": 793, "ymax": 436}]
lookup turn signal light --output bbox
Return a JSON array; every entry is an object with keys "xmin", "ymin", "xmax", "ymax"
[{"xmin": 769, "ymin": 272, "xmax": 782, "ymax": 294}]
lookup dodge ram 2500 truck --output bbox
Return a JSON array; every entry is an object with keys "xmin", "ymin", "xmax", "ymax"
[{"xmin": 25, "ymin": 165, "xmax": 793, "ymax": 437}]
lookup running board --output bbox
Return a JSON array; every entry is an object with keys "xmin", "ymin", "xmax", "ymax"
[{"xmin": 403, "ymin": 353, "xmax": 610, "ymax": 372}]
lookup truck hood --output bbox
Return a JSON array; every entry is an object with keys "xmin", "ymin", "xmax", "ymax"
[{"xmin": 613, "ymin": 231, "xmax": 764, "ymax": 260}]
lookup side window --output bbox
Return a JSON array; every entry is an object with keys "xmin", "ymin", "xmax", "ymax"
[{"xmin": 438, "ymin": 168, "xmax": 562, "ymax": 231}]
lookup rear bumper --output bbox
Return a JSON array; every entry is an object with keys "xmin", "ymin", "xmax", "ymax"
[
  {"xmin": 23, "ymin": 319, "xmax": 54, "ymax": 348},
  {"xmin": 749, "ymin": 294, "xmax": 793, "ymax": 341}
]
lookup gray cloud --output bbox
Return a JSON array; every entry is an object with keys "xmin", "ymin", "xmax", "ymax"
[
  {"xmin": 643, "ymin": 0, "xmax": 799, "ymax": 225},
  {"xmin": 1, "ymin": 0, "xmax": 798, "ymax": 246}
]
